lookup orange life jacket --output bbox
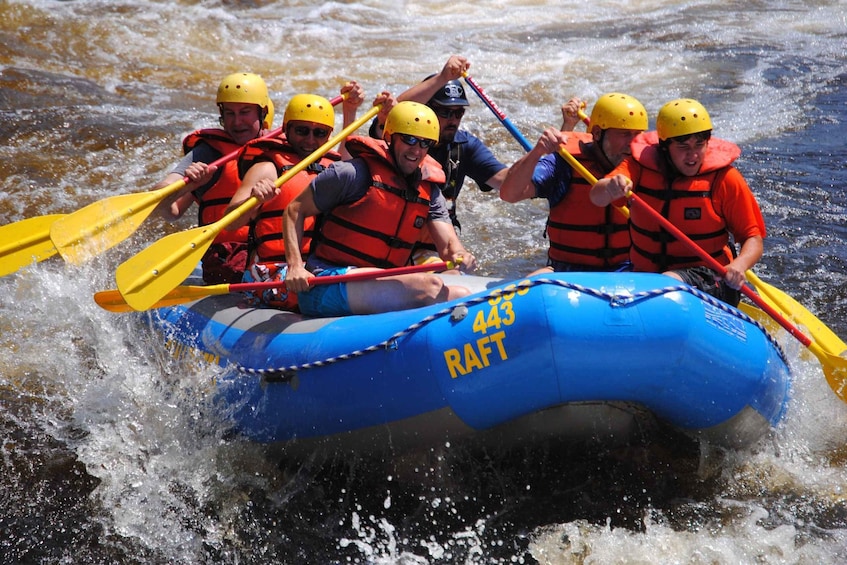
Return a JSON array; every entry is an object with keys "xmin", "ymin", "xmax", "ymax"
[
  {"xmin": 238, "ymin": 137, "xmax": 341, "ymax": 262},
  {"xmin": 314, "ymin": 136, "xmax": 446, "ymax": 268},
  {"xmin": 628, "ymin": 131, "xmax": 741, "ymax": 272},
  {"xmin": 182, "ymin": 129, "xmax": 247, "ymax": 244},
  {"xmin": 547, "ymin": 132, "xmax": 630, "ymax": 269}
]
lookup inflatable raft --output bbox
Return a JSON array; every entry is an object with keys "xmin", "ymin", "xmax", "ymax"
[{"xmin": 148, "ymin": 272, "xmax": 792, "ymax": 451}]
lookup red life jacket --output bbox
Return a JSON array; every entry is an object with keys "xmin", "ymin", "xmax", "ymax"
[
  {"xmin": 628, "ymin": 131, "xmax": 741, "ymax": 272},
  {"xmin": 547, "ymin": 132, "xmax": 630, "ymax": 269},
  {"xmin": 238, "ymin": 137, "xmax": 341, "ymax": 262},
  {"xmin": 315, "ymin": 136, "xmax": 446, "ymax": 268},
  {"xmin": 182, "ymin": 129, "xmax": 247, "ymax": 244}
]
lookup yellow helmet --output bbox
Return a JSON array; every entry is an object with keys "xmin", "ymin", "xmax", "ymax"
[
  {"xmin": 216, "ymin": 72, "xmax": 272, "ymax": 128},
  {"xmin": 264, "ymin": 99, "xmax": 274, "ymax": 129},
  {"xmin": 383, "ymin": 101, "xmax": 439, "ymax": 142},
  {"xmin": 283, "ymin": 94, "xmax": 335, "ymax": 129},
  {"xmin": 589, "ymin": 93, "xmax": 648, "ymax": 131},
  {"xmin": 656, "ymin": 98, "xmax": 713, "ymax": 141}
]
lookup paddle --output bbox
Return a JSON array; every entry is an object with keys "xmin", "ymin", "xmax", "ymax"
[
  {"xmin": 0, "ymin": 214, "xmax": 67, "ymax": 277},
  {"xmin": 462, "ymin": 73, "xmax": 533, "ymax": 152},
  {"xmin": 632, "ymin": 188, "xmax": 847, "ymax": 400},
  {"xmin": 745, "ymin": 270, "xmax": 847, "ymax": 358},
  {"xmin": 50, "ymin": 95, "xmax": 344, "ymax": 265},
  {"xmin": 558, "ymin": 144, "xmax": 847, "ymax": 400},
  {"xmin": 559, "ymin": 143, "xmax": 847, "ymax": 396},
  {"xmin": 460, "ymin": 75, "xmax": 846, "ymax": 398},
  {"xmin": 115, "ymin": 104, "xmax": 383, "ymax": 312},
  {"xmin": 96, "ymin": 261, "xmax": 453, "ymax": 312}
]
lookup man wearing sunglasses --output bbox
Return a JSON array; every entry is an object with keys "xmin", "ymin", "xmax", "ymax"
[
  {"xmin": 223, "ymin": 83, "xmax": 364, "ymax": 274},
  {"xmin": 282, "ymin": 97, "xmax": 476, "ymax": 317},
  {"xmin": 371, "ymin": 56, "xmax": 509, "ymax": 263},
  {"xmin": 590, "ymin": 99, "xmax": 766, "ymax": 306}
]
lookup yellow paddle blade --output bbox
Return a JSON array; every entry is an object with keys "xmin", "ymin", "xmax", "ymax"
[
  {"xmin": 95, "ymin": 283, "xmax": 232, "ymax": 312},
  {"xmin": 0, "ymin": 214, "xmax": 66, "ymax": 277},
  {"xmin": 746, "ymin": 271, "xmax": 847, "ymax": 357},
  {"xmin": 744, "ymin": 271, "xmax": 847, "ymax": 401},
  {"xmin": 50, "ymin": 180, "xmax": 187, "ymax": 265},
  {"xmin": 810, "ymin": 341, "xmax": 847, "ymax": 401},
  {"xmin": 114, "ymin": 217, "xmax": 234, "ymax": 311}
]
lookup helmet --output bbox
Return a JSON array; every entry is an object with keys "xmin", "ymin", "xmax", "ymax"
[
  {"xmin": 216, "ymin": 72, "xmax": 272, "ymax": 128},
  {"xmin": 283, "ymin": 94, "xmax": 335, "ymax": 129},
  {"xmin": 383, "ymin": 101, "xmax": 440, "ymax": 142},
  {"xmin": 656, "ymin": 98, "xmax": 712, "ymax": 141},
  {"xmin": 428, "ymin": 78, "xmax": 469, "ymax": 107},
  {"xmin": 589, "ymin": 93, "xmax": 648, "ymax": 131},
  {"xmin": 264, "ymin": 99, "xmax": 275, "ymax": 129}
]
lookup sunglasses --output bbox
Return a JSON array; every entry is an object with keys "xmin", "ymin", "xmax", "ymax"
[
  {"xmin": 292, "ymin": 125, "xmax": 331, "ymax": 139},
  {"xmin": 398, "ymin": 134, "xmax": 435, "ymax": 149},
  {"xmin": 432, "ymin": 106, "xmax": 465, "ymax": 120}
]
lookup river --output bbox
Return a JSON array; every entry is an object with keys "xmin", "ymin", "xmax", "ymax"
[{"xmin": 1, "ymin": 0, "xmax": 846, "ymax": 562}]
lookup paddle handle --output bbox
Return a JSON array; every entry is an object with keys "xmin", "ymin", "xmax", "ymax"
[
  {"xmin": 96, "ymin": 261, "xmax": 453, "ymax": 312},
  {"xmin": 556, "ymin": 146, "xmax": 630, "ymax": 219},
  {"xmin": 235, "ymin": 261, "xmax": 452, "ymax": 292},
  {"xmin": 462, "ymin": 73, "xmax": 533, "ymax": 152}
]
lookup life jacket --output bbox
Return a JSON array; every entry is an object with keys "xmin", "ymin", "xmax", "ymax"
[
  {"xmin": 411, "ymin": 143, "xmax": 463, "ymax": 256},
  {"xmin": 546, "ymin": 132, "xmax": 630, "ymax": 269},
  {"xmin": 182, "ymin": 129, "xmax": 247, "ymax": 244},
  {"xmin": 237, "ymin": 137, "xmax": 341, "ymax": 263},
  {"xmin": 627, "ymin": 131, "xmax": 742, "ymax": 272},
  {"xmin": 314, "ymin": 136, "xmax": 446, "ymax": 268}
]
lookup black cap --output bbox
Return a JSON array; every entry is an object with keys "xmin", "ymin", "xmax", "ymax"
[{"xmin": 428, "ymin": 78, "xmax": 469, "ymax": 107}]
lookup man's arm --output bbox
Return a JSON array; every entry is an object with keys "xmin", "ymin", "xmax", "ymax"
[
  {"xmin": 499, "ymin": 127, "xmax": 567, "ymax": 202},
  {"xmin": 428, "ymin": 218, "xmax": 475, "ymax": 272},
  {"xmin": 398, "ymin": 55, "xmax": 469, "ymax": 104},
  {"xmin": 283, "ymin": 187, "xmax": 322, "ymax": 293}
]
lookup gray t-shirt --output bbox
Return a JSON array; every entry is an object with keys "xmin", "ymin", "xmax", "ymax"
[{"xmin": 311, "ymin": 159, "xmax": 452, "ymax": 224}]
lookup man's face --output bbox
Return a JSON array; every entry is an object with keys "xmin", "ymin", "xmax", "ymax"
[
  {"xmin": 429, "ymin": 103, "xmax": 466, "ymax": 145},
  {"xmin": 220, "ymin": 102, "xmax": 262, "ymax": 145},
  {"xmin": 667, "ymin": 135, "xmax": 709, "ymax": 176},
  {"xmin": 286, "ymin": 120, "xmax": 332, "ymax": 158},
  {"xmin": 390, "ymin": 133, "xmax": 433, "ymax": 176},
  {"xmin": 597, "ymin": 127, "xmax": 642, "ymax": 167}
]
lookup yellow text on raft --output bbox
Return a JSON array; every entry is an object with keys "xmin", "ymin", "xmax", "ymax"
[{"xmin": 443, "ymin": 281, "xmax": 530, "ymax": 379}]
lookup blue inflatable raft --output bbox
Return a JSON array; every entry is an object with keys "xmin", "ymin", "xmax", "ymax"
[{"xmin": 149, "ymin": 272, "xmax": 792, "ymax": 451}]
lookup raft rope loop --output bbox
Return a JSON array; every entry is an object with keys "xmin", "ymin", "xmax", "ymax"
[{"xmin": 240, "ymin": 279, "xmax": 789, "ymax": 382}]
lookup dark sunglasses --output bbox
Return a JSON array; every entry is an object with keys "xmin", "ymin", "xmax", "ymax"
[
  {"xmin": 398, "ymin": 134, "xmax": 435, "ymax": 149},
  {"xmin": 432, "ymin": 106, "xmax": 465, "ymax": 119},
  {"xmin": 292, "ymin": 125, "xmax": 331, "ymax": 139}
]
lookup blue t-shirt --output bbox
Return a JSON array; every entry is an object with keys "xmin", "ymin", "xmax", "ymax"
[
  {"xmin": 531, "ymin": 152, "xmax": 574, "ymax": 208},
  {"xmin": 429, "ymin": 130, "xmax": 507, "ymax": 200}
]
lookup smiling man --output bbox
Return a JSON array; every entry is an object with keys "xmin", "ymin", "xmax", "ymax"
[
  {"xmin": 369, "ymin": 56, "xmax": 509, "ymax": 264},
  {"xmin": 280, "ymin": 98, "xmax": 476, "ymax": 317}
]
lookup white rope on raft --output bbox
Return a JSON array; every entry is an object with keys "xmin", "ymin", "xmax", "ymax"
[{"xmin": 232, "ymin": 279, "xmax": 788, "ymax": 382}]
